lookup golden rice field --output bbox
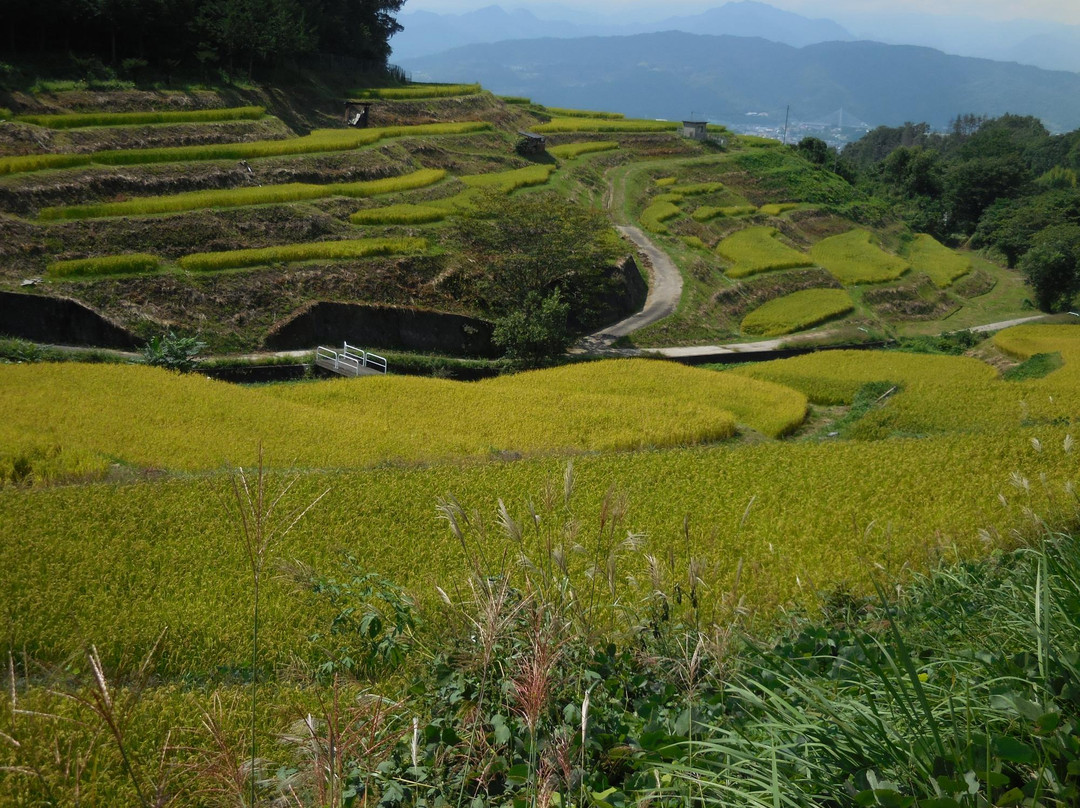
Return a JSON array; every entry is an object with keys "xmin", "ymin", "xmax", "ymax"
[
  {"xmin": 4, "ymin": 326, "xmax": 1080, "ymax": 676},
  {"xmin": 349, "ymin": 83, "xmax": 482, "ymax": 99},
  {"xmin": 740, "ymin": 288, "xmax": 854, "ymax": 336},
  {"xmin": 531, "ymin": 118, "xmax": 681, "ymax": 134},
  {"xmin": 349, "ymin": 203, "xmax": 448, "ymax": 225},
  {"xmin": 547, "ymin": 141, "xmax": 619, "ymax": 159},
  {"xmin": 692, "ymin": 204, "xmax": 756, "ymax": 221},
  {"xmin": 669, "ymin": 181, "xmax": 725, "ymax": 195},
  {"xmin": 459, "ymin": 164, "xmax": 556, "ymax": 192},
  {"xmin": 15, "ymin": 105, "xmax": 266, "ymax": 129},
  {"xmin": 47, "ymin": 252, "xmax": 161, "ymax": 278},
  {"xmin": 716, "ymin": 226, "xmax": 814, "ymax": 278},
  {"xmin": 0, "ymin": 121, "xmax": 490, "ymax": 176},
  {"xmin": 542, "ymin": 107, "xmax": 625, "ymax": 119},
  {"xmin": 38, "ymin": 168, "xmax": 447, "ymax": 219},
  {"xmin": 0, "ymin": 359, "xmax": 802, "ymax": 479},
  {"xmin": 640, "ymin": 200, "xmax": 682, "ymax": 232},
  {"xmin": 906, "ymin": 233, "xmax": 972, "ymax": 287},
  {"xmin": 758, "ymin": 202, "xmax": 800, "ymax": 216},
  {"xmin": 177, "ymin": 237, "xmax": 429, "ymax": 272},
  {"xmin": 810, "ymin": 229, "xmax": 910, "ymax": 284}
]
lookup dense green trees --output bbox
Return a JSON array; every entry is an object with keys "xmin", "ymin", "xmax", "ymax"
[
  {"xmin": 843, "ymin": 113, "xmax": 1080, "ymax": 310},
  {"xmin": 0, "ymin": 0, "xmax": 404, "ymax": 73},
  {"xmin": 1020, "ymin": 224, "xmax": 1080, "ymax": 312}
]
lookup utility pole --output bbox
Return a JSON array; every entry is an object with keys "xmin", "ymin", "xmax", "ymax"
[{"xmin": 782, "ymin": 105, "xmax": 790, "ymax": 145}]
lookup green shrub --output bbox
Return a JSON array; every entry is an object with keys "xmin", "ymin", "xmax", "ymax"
[
  {"xmin": 177, "ymin": 237, "xmax": 428, "ymax": 272},
  {"xmin": 498, "ymin": 96, "xmax": 531, "ymax": 105},
  {"xmin": 47, "ymin": 253, "xmax": 161, "ymax": 278},
  {"xmin": 16, "ymin": 106, "xmax": 266, "ymax": 129},
  {"xmin": 142, "ymin": 330, "xmax": 205, "ymax": 372},
  {"xmin": 40, "ymin": 169, "xmax": 447, "ymax": 219}
]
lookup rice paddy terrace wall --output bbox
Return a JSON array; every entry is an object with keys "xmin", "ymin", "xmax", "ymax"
[
  {"xmin": 264, "ymin": 301, "xmax": 499, "ymax": 356},
  {"xmin": 0, "ymin": 291, "xmax": 139, "ymax": 348}
]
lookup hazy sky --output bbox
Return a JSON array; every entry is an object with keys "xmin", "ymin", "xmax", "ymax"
[{"xmin": 402, "ymin": 0, "xmax": 1080, "ymax": 25}]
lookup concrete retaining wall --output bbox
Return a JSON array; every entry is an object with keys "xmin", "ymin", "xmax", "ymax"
[{"xmin": 0, "ymin": 291, "xmax": 140, "ymax": 349}]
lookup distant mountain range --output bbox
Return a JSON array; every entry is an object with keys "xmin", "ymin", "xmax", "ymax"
[
  {"xmin": 399, "ymin": 31, "xmax": 1080, "ymax": 132},
  {"xmin": 390, "ymin": 0, "xmax": 1080, "ymax": 74}
]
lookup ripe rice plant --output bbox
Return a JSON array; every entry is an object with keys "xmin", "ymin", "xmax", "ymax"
[
  {"xmin": 16, "ymin": 106, "xmax": 266, "ymax": 129},
  {"xmin": 350, "ymin": 83, "xmax": 482, "ymax": 99},
  {"xmin": 459, "ymin": 164, "xmax": 555, "ymax": 192},
  {"xmin": 547, "ymin": 141, "xmax": 618, "ymax": 159},
  {"xmin": 47, "ymin": 253, "xmax": 161, "ymax": 278},
  {"xmin": 693, "ymin": 205, "xmax": 756, "ymax": 221},
  {"xmin": 349, "ymin": 204, "xmax": 447, "ymax": 225},
  {"xmin": 758, "ymin": 202, "xmax": 800, "ymax": 216},
  {"xmin": 39, "ymin": 168, "xmax": 447, "ymax": 219},
  {"xmin": 177, "ymin": 237, "xmax": 429, "ymax": 272},
  {"xmin": 0, "ymin": 122, "xmax": 490, "ymax": 176},
  {"xmin": 542, "ymin": 107, "xmax": 625, "ymax": 119},
  {"xmin": 531, "ymin": 118, "xmax": 681, "ymax": 134},
  {"xmin": 716, "ymin": 226, "xmax": 813, "ymax": 278},
  {"xmin": 0, "ymin": 358, "xmax": 776, "ymax": 475},
  {"xmin": 906, "ymin": 233, "xmax": 971, "ymax": 288},
  {"xmin": 0, "ymin": 152, "xmax": 93, "ymax": 176},
  {"xmin": 810, "ymin": 229, "xmax": 909, "ymax": 285},
  {"xmin": 669, "ymin": 182, "xmax": 725, "ymax": 195},
  {"xmin": 654, "ymin": 176, "xmax": 677, "ymax": 186},
  {"xmin": 640, "ymin": 200, "xmax": 682, "ymax": 233},
  {"xmin": 741, "ymin": 288, "xmax": 854, "ymax": 336}
]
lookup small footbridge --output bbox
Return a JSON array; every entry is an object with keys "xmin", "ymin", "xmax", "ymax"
[{"xmin": 314, "ymin": 342, "xmax": 387, "ymax": 377}]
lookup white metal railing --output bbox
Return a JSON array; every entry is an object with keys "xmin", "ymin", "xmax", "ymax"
[
  {"xmin": 315, "ymin": 343, "xmax": 387, "ymax": 376},
  {"xmin": 342, "ymin": 342, "xmax": 387, "ymax": 374}
]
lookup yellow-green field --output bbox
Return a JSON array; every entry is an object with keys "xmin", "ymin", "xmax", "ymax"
[
  {"xmin": 741, "ymin": 288, "xmax": 854, "ymax": 336},
  {"xmin": 548, "ymin": 141, "xmax": 619, "ymax": 159},
  {"xmin": 0, "ymin": 359, "xmax": 805, "ymax": 479},
  {"xmin": 4, "ymin": 327, "xmax": 1080, "ymax": 678},
  {"xmin": 47, "ymin": 252, "xmax": 161, "ymax": 278},
  {"xmin": 717, "ymin": 226, "xmax": 814, "ymax": 278},
  {"xmin": 15, "ymin": 105, "xmax": 266, "ymax": 129},
  {"xmin": 810, "ymin": 229, "xmax": 910, "ymax": 285},
  {"xmin": 177, "ymin": 237, "xmax": 429, "ymax": 272},
  {"xmin": 906, "ymin": 233, "xmax": 972, "ymax": 287},
  {"xmin": 640, "ymin": 200, "xmax": 682, "ymax": 232},
  {"xmin": 39, "ymin": 168, "xmax": 447, "ymax": 219},
  {"xmin": 349, "ymin": 203, "xmax": 448, "ymax": 225},
  {"xmin": 459, "ymin": 164, "xmax": 555, "ymax": 192},
  {"xmin": 349, "ymin": 83, "xmax": 482, "ymax": 99},
  {"xmin": 532, "ymin": 118, "xmax": 681, "ymax": 133}
]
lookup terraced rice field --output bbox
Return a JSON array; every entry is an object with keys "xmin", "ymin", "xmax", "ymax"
[
  {"xmin": 740, "ymin": 288, "xmax": 854, "ymax": 335},
  {"xmin": 810, "ymin": 229, "xmax": 910, "ymax": 284},
  {"xmin": 716, "ymin": 226, "xmax": 814, "ymax": 278}
]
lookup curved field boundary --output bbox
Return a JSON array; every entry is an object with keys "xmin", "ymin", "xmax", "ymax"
[{"xmin": 39, "ymin": 168, "xmax": 447, "ymax": 220}]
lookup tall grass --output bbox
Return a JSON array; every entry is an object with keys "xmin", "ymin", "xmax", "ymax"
[
  {"xmin": 39, "ymin": 169, "xmax": 447, "ymax": 219},
  {"xmin": 349, "ymin": 83, "xmax": 483, "ymax": 99},
  {"xmin": 16, "ymin": 106, "xmax": 266, "ymax": 129},
  {"xmin": 178, "ymin": 237, "xmax": 429, "ymax": 272},
  {"xmin": 0, "ymin": 122, "xmax": 490, "ymax": 177},
  {"xmin": 47, "ymin": 253, "xmax": 161, "ymax": 278}
]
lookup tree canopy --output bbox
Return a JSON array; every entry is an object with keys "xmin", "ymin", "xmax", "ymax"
[{"xmin": 1, "ymin": 0, "xmax": 404, "ymax": 72}]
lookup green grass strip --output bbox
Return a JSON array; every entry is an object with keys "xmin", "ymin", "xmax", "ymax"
[
  {"xmin": 547, "ymin": 141, "xmax": 618, "ymax": 160},
  {"xmin": 178, "ymin": 237, "xmax": 429, "ymax": 272},
  {"xmin": 0, "ymin": 122, "xmax": 490, "ymax": 177},
  {"xmin": 16, "ymin": 106, "xmax": 265, "ymax": 129},
  {"xmin": 39, "ymin": 168, "xmax": 447, "ymax": 220},
  {"xmin": 47, "ymin": 253, "xmax": 161, "ymax": 278},
  {"xmin": 350, "ymin": 203, "xmax": 447, "ymax": 225},
  {"xmin": 350, "ymin": 83, "xmax": 482, "ymax": 99}
]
